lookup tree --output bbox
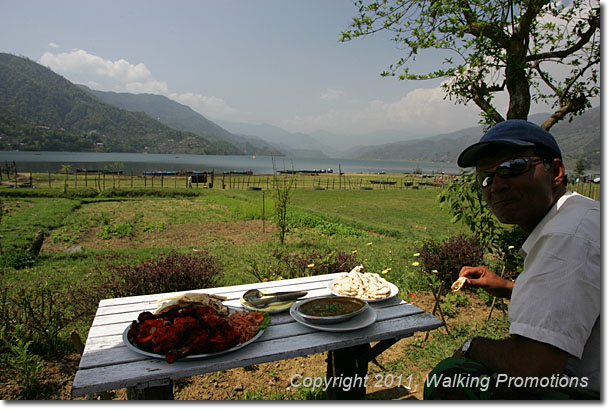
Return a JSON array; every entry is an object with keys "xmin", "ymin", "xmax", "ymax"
[
  {"xmin": 574, "ymin": 157, "xmax": 587, "ymax": 178},
  {"xmin": 341, "ymin": 0, "xmax": 600, "ymax": 130},
  {"xmin": 60, "ymin": 164, "xmax": 71, "ymax": 194},
  {"xmin": 105, "ymin": 161, "xmax": 124, "ymax": 188},
  {"xmin": 271, "ymin": 158, "xmax": 296, "ymax": 244}
]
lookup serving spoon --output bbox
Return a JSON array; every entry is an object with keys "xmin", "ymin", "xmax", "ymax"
[{"xmin": 243, "ymin": 289, "xmax": 308, "ymax": 307}]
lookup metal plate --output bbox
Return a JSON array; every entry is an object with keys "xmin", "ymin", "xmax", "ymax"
[
  {"xmin": 290, "ymin": 301, "xmax": 377, "ymax": 332},
  {"xmin": 294, "ymin": 296, "xmax": 368, "ymax": 324},
  {"xmin": 123, "ymin": 312, "xmax": 264, "ymax": 361},
  {"xmin": 239, "ymin": 290, "xmax": 297, "ymax": 314}
]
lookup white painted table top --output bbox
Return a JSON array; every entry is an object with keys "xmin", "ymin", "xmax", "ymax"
[{"xmin": 71, "ymin": 272, "xmax": 442, "ymax": 397}]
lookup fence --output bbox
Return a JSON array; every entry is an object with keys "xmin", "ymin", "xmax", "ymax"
[
  {"xmin": 1, "ymin": 170, "xmax": 455, "ymax": 192},
  {"xmin": 1, "ymin": 169, "xmax": 600, "ymax": 201},
  {"xmin": 568, "ymin": 181, "xmax": 601, "ymax": 201}
]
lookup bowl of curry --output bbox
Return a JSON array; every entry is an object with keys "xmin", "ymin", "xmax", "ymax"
[{"xmin": 295, "ymin": 296, "xmax": 368, "ymax": 324}]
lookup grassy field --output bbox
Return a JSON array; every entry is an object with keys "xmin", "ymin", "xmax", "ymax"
[
  {"xmin": 3, "ymin": 170, "xmax": 448, "ymax": 191},
  {"xmin": 0, "ymin": 182, "xmax": 517, "ymax": 399}
]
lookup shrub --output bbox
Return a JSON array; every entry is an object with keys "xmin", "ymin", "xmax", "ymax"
[
  {"xmin": 1, "ymin": 278, "xmax": 104, "ymax": 356},
  {"xmin": 491, "ymin": 226, "xmax": 526, "ymax": 279},
  {"xmin": 98, "ymin": 222, "xmax": 135, "ymax": 239},
  {"xmin": 104, "ymin": 250, "xmax": 223, "ymax": 297},
  {"xmin": 441, "ymin": 293, "xmax": 471, "ymax": 317},
  {"xmin": 418, "ymin": 234, "xmax": 484, "ymax": 290},
  {"xmin": 248, "ymin": 249, "xmax": 359, "ymax": 281},
  {"xmin": 0, "ymin": 250, "xmax": 37, "ymax": 269},
  {"xmin": 286, "ymin": 211, "xmax": 362, "ymax": 237},
  {"xmin": 0, "ymin": 325, "xmax": 44, "ymax": 398}
]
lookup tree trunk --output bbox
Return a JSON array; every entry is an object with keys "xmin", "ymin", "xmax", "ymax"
[
  {"xmin": 28, "ymin": 230, "xmax": 45, "ymax": 255},
  {"xmin": 505, "ymin": 40, "xmax": 531, "ymax": 120}
]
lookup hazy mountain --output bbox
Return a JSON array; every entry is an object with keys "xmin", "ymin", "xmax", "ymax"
[
  {"xmin": 214, "ymin": 119, "xmax": 336, "ymax": 158},
  {"xmin": 215, "ymin": 120, "xmax": 420, "ymax": 157},
  {"xmin": 0, "ymin": 52, "xmax": 599, "ymax": 167},
  {"xmin": 354, "ymin": 108, "xmax": 601, "ymax": 169},
  {"xmin": 0, "ymin": 53, "xmax": 237, "ymax": 154},
  {"xmin": 309, "ymin": 129, "xmax": 419, "ymax": 152},
  {"xmin": 79, "ymin": 86, "xmax": 283, "ymax": 157}
]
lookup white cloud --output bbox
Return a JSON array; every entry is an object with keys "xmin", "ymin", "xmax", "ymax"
[
  {"xmin": 280, "ymin": 85, "xmax": 480, "ymax": 136},
  {"xmin": 48, "ymin": 42, "xmax": 60, "ymax": 49},
  {"xmin": 169, "ymin": 92, "xmax": 236, "ymax": 119},
  {"xmin": 39, "ymin": 49, "xmax": 237, "ymax": 119},
  {"xmin": 40, "ymin": 49, "xmax": 161, "ymax": 92},
  {"xmin": 320, "ymin": 88, "xmax": 346, "ymax": 102}
]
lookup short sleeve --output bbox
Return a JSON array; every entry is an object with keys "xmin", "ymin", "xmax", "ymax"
[{"xmin": 508, "ymin": 233, "xmax": 600, "ymax": 359}]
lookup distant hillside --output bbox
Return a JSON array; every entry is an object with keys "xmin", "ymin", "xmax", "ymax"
[
  {"xmin": 355, "ymin": 108, "xmax": 601, "ymax": 169},
  {"xmin": 79, "ymin": 86, "xmax": 283, "ymax": 157},
  {"xmin": 0, "ymin": 53, "xmax": 240, "ymax": 154},
  {"xmin": 215, "ymin": 120, "xmax": 335, "ymax": 158}
]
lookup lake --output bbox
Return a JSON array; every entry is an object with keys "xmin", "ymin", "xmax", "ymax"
[{"xmin": 0, "ymin": 151, "xmax": 462, "ymax": 175}]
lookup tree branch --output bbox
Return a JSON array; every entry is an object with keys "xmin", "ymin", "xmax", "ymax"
[
  {"xmin": 515, "ymin": 0, "xmax": 548, "ymax": 40},
  {"xmin": 470, "ymin": 83, "xmax": 505, "ymax": 124},
  {"xmin": 458, "ymin": 0, "xmax": 510, "ymax": 47},
  {"xmin": 527, "ymin": 16, "xmax": 599, "ymax": 62}
]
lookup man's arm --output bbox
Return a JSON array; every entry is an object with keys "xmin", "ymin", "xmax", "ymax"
[
  {"xmin": 459, "ymin": 266, "xmax": 514, "ymax": 299},
  {"xmin": 458, "ymin": 335, "xmax": 569, "ymax": 380}
]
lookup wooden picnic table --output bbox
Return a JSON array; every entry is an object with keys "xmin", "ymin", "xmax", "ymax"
[{"xmin": 71, "ymin": 272, "xmax": 442, "ymax": 400}]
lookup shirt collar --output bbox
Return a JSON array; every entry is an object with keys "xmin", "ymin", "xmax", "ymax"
[{"xmin": 520, "ymin": 191, "xmax": 573, "ymax": 257}]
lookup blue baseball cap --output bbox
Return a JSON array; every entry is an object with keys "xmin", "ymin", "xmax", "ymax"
[{"xmin": 457, "ymin": 119, "xmax": 563, "ymax": 167}]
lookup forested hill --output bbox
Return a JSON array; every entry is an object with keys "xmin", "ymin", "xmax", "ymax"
[
  {"xmin": 0, "ymin": 53, "xmax": 242, "ymax": 154},
  {"xmin": 355, "ymin": 107, "xmax": 601, "ymax": 169},
  {"xmin": 79, "ymin": 86, "xmax": 282, "ymax": 157}
]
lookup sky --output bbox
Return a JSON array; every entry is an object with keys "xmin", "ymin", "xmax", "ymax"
[{"xmin": 0, "ymin": 0, "xmax": 601, "ymax": 138}]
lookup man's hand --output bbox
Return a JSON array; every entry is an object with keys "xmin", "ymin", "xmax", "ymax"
[{"xmin": 459, "ymin": 266, "xmax": 514, "ymax": 299}]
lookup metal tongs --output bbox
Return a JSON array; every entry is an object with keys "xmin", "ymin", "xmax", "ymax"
[{"xmin": 243, "ymin": 289, "xmax": 308, "ymax": 307}]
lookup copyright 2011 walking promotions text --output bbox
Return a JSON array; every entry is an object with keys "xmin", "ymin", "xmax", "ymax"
[{"xmin": 290, "ymin": 373, "xmax": 415, "ymax": 392}]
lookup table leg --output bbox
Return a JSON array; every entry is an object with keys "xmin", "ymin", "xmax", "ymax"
[
  {"xmin": 126, "ymin": 380, "xmax": 174, "ymax": 400},
  {"xmin": 325, "ymin": 344, "xmax": 370, "ymax": 399}
]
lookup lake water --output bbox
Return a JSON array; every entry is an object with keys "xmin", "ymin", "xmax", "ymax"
[{"xmin": 0, "ymin": 151, "xmax": 462, "ymax": 175}]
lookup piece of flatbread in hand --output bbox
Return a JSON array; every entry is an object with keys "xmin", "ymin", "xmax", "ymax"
[{"xmin": 451, "ymin": 277, "xmax": 467, "ymax": 292}]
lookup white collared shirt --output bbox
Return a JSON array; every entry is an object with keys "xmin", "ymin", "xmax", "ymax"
[{"xmin": 509, "ymin": 191, "xmax": 600, "ymax": 393}]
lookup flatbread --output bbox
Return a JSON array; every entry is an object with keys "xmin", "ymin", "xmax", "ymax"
[
  {"xmin": 451, "ymin": 277, "xmax": 467, "ymax": 292},
  {"xmin": 333, "ymin": 266, "xmax": 391, "ymax": 299},
  {"xmin": 154, "ymin": 292, "xmax": 229, "ymax": 315}
]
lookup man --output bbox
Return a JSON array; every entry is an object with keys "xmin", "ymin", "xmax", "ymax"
[{"xmin": 424, "ymin": 120, "xmax": 600, "ymax": 400}]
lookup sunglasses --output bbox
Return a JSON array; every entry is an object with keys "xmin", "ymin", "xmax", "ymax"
[{"xmin": 477, "ymin": 157, "xmax": 546, "ymax": 188}]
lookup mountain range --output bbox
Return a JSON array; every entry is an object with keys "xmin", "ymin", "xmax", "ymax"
[
  {"xmin": 352, "ymin": 108, "xmax": 601, "ymax": 169},
  {"xmin": 0, "ymin": 52, "xmax": 601, "ymax": 168}
]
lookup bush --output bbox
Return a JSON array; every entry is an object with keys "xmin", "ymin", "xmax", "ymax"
[
  {"xmin": 248, "ymin": 248, "xmax": 359, "ymax": 281},
  {"xmin": 104, "ymin": 250, "xmax": 223, "ymax": 297},
  {"xmin": 0, "ymin": 325, "xmax": 44, "ymax": 398},
  {"xmin": 418, "ymin": 234, "xmax": 484, "ymax": 290},
  {"xmin": 0, "ymin": 278, "xmax": 104, "ymax": 356},
  {"xmin": 286, "ymin": 211, "xmax": 363, "ymax": 237},
  {"xmin": 0, "ymin": 250, "xmax": 37, "ymax": 269},
  {"xmin": 491, "ymin": 226, "xmax": 526, "ymax": 279},
  {"xmin": 441, "ymin": 292, "xmax": 471, "ymax": 318}
]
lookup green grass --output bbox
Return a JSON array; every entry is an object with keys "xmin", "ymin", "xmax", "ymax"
[
  {"xmin": 0, "ymin": 189, "xmax": 465, "ymax": 345},
  {"xmin": 0, "ymin": 188, "xmax": 468, "ymax": 289},
  {"xmin": 0, "ymin": 197, "xmax": 81, "ymax": 250},
  {"xmin": 289, "ymin": 189, "xmax": 465, "ymax": 241}
]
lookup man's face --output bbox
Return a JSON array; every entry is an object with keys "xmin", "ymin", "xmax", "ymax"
[{"xmin": 476, "ymin": 147, "xmax": 557, "ymax": 233}]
